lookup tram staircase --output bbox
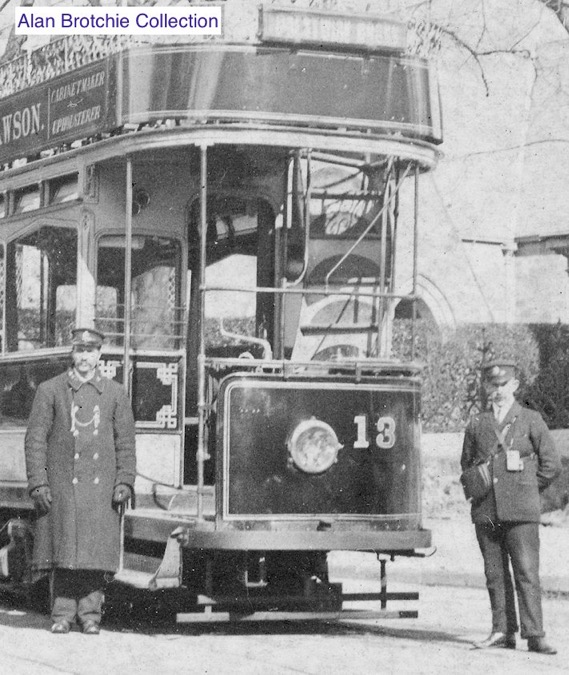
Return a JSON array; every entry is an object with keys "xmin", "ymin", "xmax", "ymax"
[
  {"xmin": 114, "ymin": 531, "xmax": 184, "ymax": 591},
  {"xmin": 113, "ymin": 487, "xmax": 215, "ymax": 591}
]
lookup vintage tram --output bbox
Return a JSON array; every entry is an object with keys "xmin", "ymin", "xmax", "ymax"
[{"xmin": 0, "ymin": 2, "xmax": 441, "ymax": 622}]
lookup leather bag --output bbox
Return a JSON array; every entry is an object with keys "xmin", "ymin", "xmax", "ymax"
[
  {"xmin": 461, "ymin": 416, "xmax": 517, "ymax": 502},
  {"xmin": 460, "ymin": 462, "xmax": 492, "ymax": 502}
]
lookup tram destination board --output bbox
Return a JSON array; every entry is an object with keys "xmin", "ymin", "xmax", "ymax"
[{"xmin": 0, "ymin": 57, "xmax": 115, "ymax": 164}]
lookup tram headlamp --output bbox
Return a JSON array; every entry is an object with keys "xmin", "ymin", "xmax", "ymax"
[{"xmin": 287, "ymin": 418, "xmax": 342, "ymax": 474}]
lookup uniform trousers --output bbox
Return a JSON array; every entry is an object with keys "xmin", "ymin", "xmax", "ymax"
[
  {"xmin": 51, "ymin": 568, "xmax": 106, "ymax": 625},
  {"xmin": 475, "ymin": 521, "xmax": 543, "ymax": 639}
]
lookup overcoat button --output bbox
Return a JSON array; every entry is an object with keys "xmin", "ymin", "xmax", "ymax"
[
  {"xmin": 74, "ymin": 453, "xmax": 79, "ymax": 460},
  {"xmin": 493, "ymin": 477, "xmax": 498, "ymax": 484},
  {"xmin": 94, "ymin": 477, "xmax": 100, "ymax": 484},
  {"xmin": 72, "ymin": 477, "xmax": 78, "ymax": 484},
  {"xmin": 93, "ymin": 453, "xmax": 99, "ymax": 460}
]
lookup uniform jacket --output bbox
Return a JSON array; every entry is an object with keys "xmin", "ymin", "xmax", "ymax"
[
  {"xmin": 461, "ymin": 401, "xmax": 561, "ymax": 524},
  {"xmin": 25, "ymin": 369, "xmax": 136, "ymax": 572}
]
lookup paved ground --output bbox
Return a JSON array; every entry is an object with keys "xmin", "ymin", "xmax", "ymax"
[
  {"xmin": 1, "ymin": 580, "xmax": 568, "ymax": 674},
  {"xmin": 1, "ymin": 516, "xmax": 568, "ymax": 674}
]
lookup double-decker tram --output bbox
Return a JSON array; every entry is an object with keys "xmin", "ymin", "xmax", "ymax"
[{"xmin": 0, "ymin": 4, "xmax": 442, "ymax": 622}]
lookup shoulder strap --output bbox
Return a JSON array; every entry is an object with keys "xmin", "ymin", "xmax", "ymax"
[{"xmin": 491, "ymin": 416, "xmax": 517, "ymax": 454}]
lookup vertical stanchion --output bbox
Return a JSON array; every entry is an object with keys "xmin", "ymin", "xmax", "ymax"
[
  {"xmin": 196, "ymin": 144, "xmax": 208, "ymax": 521},
  {"xmin": 123, "ymin": 157, "xmax": 133, "ymax": 394},
  {"xmin": 118, "ymin": 502, "xmax": 125, "ymax": 573},
  {"xmin": 380, "ymin": 558, "xmax": 387, "ymax": 609},
  {"xmin": 411, "ymin": 164, "xmax": 419, "ymax": 360}
]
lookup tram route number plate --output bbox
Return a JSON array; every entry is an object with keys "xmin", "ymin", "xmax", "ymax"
[{"xmin": 353, "ymin": 414, "xmax": 396, "ymax": 450}]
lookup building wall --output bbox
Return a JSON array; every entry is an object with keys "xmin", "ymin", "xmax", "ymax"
[
  {"xmin": 413, "ymin": 6, "xmax": 569, "ymax": 330},
  {"xmin": 515, "ymin": 254, "xmax": 569, "ymax": 323}
]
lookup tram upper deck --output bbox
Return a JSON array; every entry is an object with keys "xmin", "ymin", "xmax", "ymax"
[{"xmin": 0, "ymin": 5, "xmax": 442, "ymax": 367}]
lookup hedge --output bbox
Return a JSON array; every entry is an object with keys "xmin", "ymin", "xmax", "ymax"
[{"xmin": 393, "ymin": 320, "xmax": 569, "ymax": 433}]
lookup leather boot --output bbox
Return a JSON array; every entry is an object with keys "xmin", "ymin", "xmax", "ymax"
[
  {"xmin": 473, "ymin": 631, "xmax": 516, "ymax": 649},
  {"xmin": 527, "ymin": 637, "xmax": 557, "ymax": 655},
  {"xmin": 51, "ymin": 619, "xmax": 71, "ymax": 634}
]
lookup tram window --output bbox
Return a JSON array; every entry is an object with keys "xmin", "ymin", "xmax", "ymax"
[
  {"xmin": 0, "ymin": 193, "xmax": 6, "ymax": 219},
  {"xmin": 0, "ymin": 359, "xmax": 68, "ymax": 428},
  {"xmin": 187, "ymin": 197, "xmax": 274, "ymax": 357},
  {"xmin": 5, "ymin": 226, "xmax": 77, "ymax": 351},
  {"xmin": 13, "ymin": 185, "xmax": 40, "ymax": 215},
  {"xmin": 286, "ymin": 158, "xmax": 394, "ymax": 361},
  {"xmin": 48, "ymin": 174, "xmax": 79, "ymax": 205},
  {"xmin": 204, "ymin": 202, "xmax": 258, "ymax": 336},
  {"xmin": 308, "ymin": 162, "xmax": 383, "ymax": 240},
  {"xmin": 205, "ymin": 254, "xmax": 257, "ymax": 352},
  {"xmin": 0, "ymin": 363, "xmax": 36, "ymax": 426},
  {"xmin": 285, "ymin": 158, "xmax": 389, "ymax": 285},
  {"xmin": 96, "ymin": 235, "xmax": 182, "ymax": 349}
]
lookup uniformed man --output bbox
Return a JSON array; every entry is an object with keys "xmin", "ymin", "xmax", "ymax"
[
  {"xmin": 461, "ymin": 360, "xmax": 561, "ymax": 655},
  {"xmin": 25, "ymin": 328, "xmax": 136, "ymax": 634}
]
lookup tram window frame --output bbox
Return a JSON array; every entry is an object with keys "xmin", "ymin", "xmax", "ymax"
[
  {"xmin": 187, "ymin": 196, "xmax": 275, "ymax": 358},
  {"xmin": 48, "ymin": 173, "xmax": 79, "ymax": 205},
  {"xmin": 5, "ymin": 224, "xmax": 78, "ymax": 352},
  {"xmin": 0, "ymin": 193, "xmax": 6, "ymax": 219},
  {"xmin": 95, "ymin": 233, "xmax": 183, "ymax": 350},
  {"xmin": 303, "ymin": 159, "xmax": 384, "ymax": 241},
  {"xmin": 285, "ymin": 155, "xmax": 397, "ymax": 361},
  {"xmin": 12, "ymin": 184, "xmax": 41, "ymax": 215}
]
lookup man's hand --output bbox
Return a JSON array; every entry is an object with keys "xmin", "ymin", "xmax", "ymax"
[
  {"xmin": 112, "ymin": 484, "xmax": 132, "ymax": 507},
  {"xmin": 31, "ymin": 486, "xmax": 52, "ymax": 515}
]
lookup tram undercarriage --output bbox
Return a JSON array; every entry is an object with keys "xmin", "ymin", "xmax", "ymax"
[
  {"xmin": 116, "ymin": 519, "xmax": 431, "ymax": 624},
  {"xmin": 0, "ymin": 523, "xmax": 429, "ymax": 624}
]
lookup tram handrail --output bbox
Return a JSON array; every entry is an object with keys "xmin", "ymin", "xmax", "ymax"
[
  {"xmin": 203, "ymin": 356, "xmax": 425, "ymax": 376},
  {"xmin": 218, "ymin": 319, "xmax": 272, "ymax": 361},
  {"xmin": 201, "ymin": 284, "xmax": 419, "ymax": 300}
]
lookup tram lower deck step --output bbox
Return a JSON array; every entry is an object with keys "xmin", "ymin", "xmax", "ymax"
[{"xmin": 113, "ymin": 569, "xmax": 156, "ymax": 589}]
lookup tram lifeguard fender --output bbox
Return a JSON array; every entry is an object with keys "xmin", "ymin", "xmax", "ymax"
[{"xmin": 174, "ymin": 528, "xmax": 432, "ymax": 553}]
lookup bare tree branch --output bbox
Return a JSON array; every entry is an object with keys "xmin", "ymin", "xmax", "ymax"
[
  {"xmin": 447, "ymin": 138, "xmax": 569, "ymax": 159},
  {"xmin": 436, "ymin": 24, "xmax": 533, "ymax": 96},
  {"xmin": 437, "ymin": 25, "xmax": 491, "ymax": 95},
  {"xmin": 536, "ymin": 0, "xmax": 569, "ymax": 31}
]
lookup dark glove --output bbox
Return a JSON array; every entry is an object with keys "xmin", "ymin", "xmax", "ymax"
[
  {"xmin": 31, "ymin": 485, "xmax": 52, "ymax": 515},
  {"xmin": 112, "ymin": 484, "xmax": 132, "ymax": 506}
]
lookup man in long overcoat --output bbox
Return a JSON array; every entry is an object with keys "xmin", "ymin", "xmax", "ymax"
[
  {"xmin": 461, "ymin": 360, "xmax": 561, "ymax": 655},
  {"xmin": 25, "ymin": 328, "xmax": 136, "ymax": 634}
]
